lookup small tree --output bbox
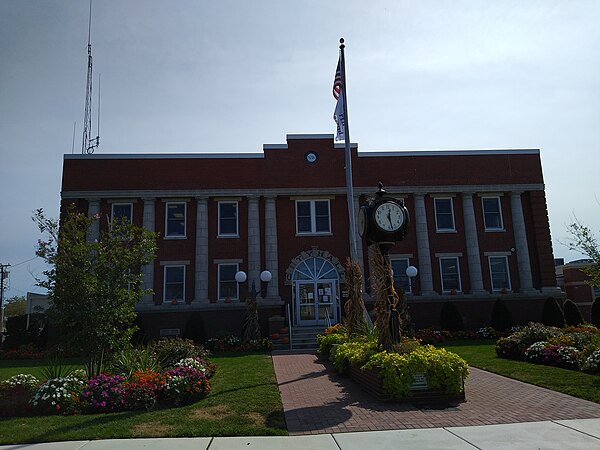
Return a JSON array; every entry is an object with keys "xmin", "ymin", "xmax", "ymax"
[
  {"xmin": 34, "ymin": 205, "xmax": 158, "ymax": 363},
  {"xmin": 563, "ymin": 299, "xmax": 585, "ymax": 326},
  {"xmin": 440, "ymin": 301, "xmax": 465, "ymax": 332},
  {"xmin": 541, "ymin": 297, "xmax": 565, "ymax": 328},
  {"xmin": 490, "ymin": 298, "xmax": 513, "ymax": 331},
  {"xmin": 566, "ymin": 217, "xmax": 600, "ymax": 288},
  {"xmin": 591, "ymin": 297, "xmax": 600, "ymax": 327},
  {"xmin": 4, "ymin": 296, "xmax": 26, "ymax": 318}
]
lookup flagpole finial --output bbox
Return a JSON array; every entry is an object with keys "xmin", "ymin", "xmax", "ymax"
[{"xmin": 339, "ymin": 37, "xmax": 345, "ymax": 48}]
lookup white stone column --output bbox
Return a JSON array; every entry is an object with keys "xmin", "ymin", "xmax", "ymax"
[
  {"xmin": 195, "ymin": 197, "xmax": 209, "ymax": 304},
  {"xmin": 247, "ymin": 196, "xmax": 261, "ymax": 289},
  {"xmin": 462, "ymin": 192, "xmax": 486, "ymax": 294},
  {"xmin": 414, "ymin": 194, "xmax": 437, "ymax": 295},
  {"xmin": 511, "ymin": 192, "xmax": 536, "ymax": 292},
  {"xmin": 142, "ymin": 198, "xmax": 155, "ymax": 304},
  {"xmin": 86, "ymin": 199, "xmax": 100, "ymax": 243},
  {"xmin": 264, "ymin": 196, "xmax": 280, "ymax": 300}
]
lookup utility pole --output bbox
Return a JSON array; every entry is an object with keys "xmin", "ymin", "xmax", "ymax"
[{"xmin": 0, "ymin": 263, "xmax": 10, "ymax": 336}]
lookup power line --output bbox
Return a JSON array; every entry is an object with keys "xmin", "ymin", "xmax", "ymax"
[{"xmin": 10, "ymin": 256, "xmax": 39, "ymax": 268}]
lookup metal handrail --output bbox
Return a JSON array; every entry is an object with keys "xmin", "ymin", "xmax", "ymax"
[
  {"xmin": 325, "ymin": 306, "xmax": 332, "ymax": 329},
  {"xmin": 286, "ymin": 303, "xmax": 293, "ymax": 350}
]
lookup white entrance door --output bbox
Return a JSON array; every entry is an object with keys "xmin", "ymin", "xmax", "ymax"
[{"xmin": 296, "ymin": 279, "xmax": 337, "ymax": 326}]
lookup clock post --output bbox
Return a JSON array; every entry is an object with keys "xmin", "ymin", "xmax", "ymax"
[{"xmin": 358, "ymin": 183, "xmax": 410, "ymax": 348}]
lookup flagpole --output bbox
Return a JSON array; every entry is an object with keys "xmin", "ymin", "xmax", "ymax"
[{"xmin": 339, "ymin": 38, "xmax": 359, "ymax": 262}]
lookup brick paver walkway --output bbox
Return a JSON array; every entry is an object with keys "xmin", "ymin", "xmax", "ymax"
[{"xmin": 272, "ymin": 352, "xmax": 600, "ymax": 435}]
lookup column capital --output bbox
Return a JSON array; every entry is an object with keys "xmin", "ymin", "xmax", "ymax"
[{"xmin": 195, "ymin": 195, "xmax": 209, "ymax": 202}]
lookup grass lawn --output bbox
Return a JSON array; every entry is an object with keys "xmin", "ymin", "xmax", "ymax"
[
  {"xmin": 443, "ymin": 339, "xmax": 600, "ymax": 404},
  {"xmin": 0, "ymin": 352, "xmax": 287, "ymax": 444}
]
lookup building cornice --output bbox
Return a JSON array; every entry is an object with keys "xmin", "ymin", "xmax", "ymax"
[
  {"xmin": 65, "ymin": 148, "xmax": 537, "ymax": 160},
  {"xmin": 61, "ymin": 183, "xmax": 545, "ymax": 200},
  {"xmin": 358, "ymin": 149, "xmax": 540, "ymax": 157}
]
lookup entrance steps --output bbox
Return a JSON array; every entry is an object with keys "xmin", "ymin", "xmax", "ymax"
[{"xmin": 289, "ymin": 325, "xmax": 325, "ymax": 350}]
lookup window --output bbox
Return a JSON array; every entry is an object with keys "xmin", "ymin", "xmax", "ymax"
[
  {"xmin": 166, "ymin": 202, "xmax": 186, "ymax": 238},
  {"xmin": 111, "ymin": 203, "xmax": 133, "ymax": 224},
  {"xmin": 164, "ymin": 265, "xmax": 185, "ymax": 303},
  {"xmin": 440, "ymin": 257, "xmax": 461, "ymax": 292},
  {"xmin": 482, "ymin": 197, "xmax": 503, "ymax": 230},
  {"xmin": 218, "ymin": 263, "xmax": 239, "ymax": 301},
  {"xmin": 296, "ymin": 200, "xmax": 331, "ymax": 234},
  {"xmin": 489, "ymin": 256, "xmax": 511, "ymax": 291},
  {"xmin": 434, "ymin": 198, "xmax": 455, "ymax": 231},
  {"xmin": 391, "ymin": 258, "xmax": 411, "ymax": 293},
  {"xmin": 218, "ymin": 201, "xmax": 238, "ymax": 236}
]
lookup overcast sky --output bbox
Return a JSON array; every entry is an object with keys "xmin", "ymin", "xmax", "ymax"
[{"xmin": 1, "ymin": 0, "xmax": 599, "ymax": 300}]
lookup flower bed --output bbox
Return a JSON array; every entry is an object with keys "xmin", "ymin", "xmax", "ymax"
[
  {"xmin": 317, "ymin": 325, "xmax": 468, "ymax": 404},
  {"xmin": 495, "ymin": 322, "xmax": 600, "ymax": 374},
  {"xmin": 0, "ymin": 338, "xmax": 216, "ymax": 417}
]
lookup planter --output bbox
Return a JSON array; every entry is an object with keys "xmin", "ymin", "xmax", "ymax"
[
  {"xmin": 348, "ymin": 365, "xmax": 465, "ymax": 405},
  {"xmin": 271, "ymin": 333, "xmax": 280, "ymax": 340}
]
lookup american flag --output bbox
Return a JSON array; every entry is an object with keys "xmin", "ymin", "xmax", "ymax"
[{"xmin": 333, "ymin": 57, "xmax": 342, "ymax": 100}]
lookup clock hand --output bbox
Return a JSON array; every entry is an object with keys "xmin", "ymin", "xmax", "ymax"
[{"xmin": 387, "ymin": 210, "xmax": 393, "ymax": 228}]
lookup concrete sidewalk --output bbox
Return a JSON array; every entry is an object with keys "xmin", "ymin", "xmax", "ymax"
[{"xmin": 2, "ymin": 419, "xmax": 599, "ymax": 449}]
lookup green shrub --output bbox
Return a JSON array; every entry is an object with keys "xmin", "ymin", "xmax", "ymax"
[
  {"xmin": 592, "ymin": 298, "xmax": 600, "ymax": 327},
  {"xmin": 109, "ymin": 345, "xmax": 162, "ymax": 378},
  {"xmin": 183, "ymin": 312, "xmax": 206, "ymax": 344},
  {"xmin": 439, "ymin": 302, "xmax": 465, "ymax": 332},
  {"xmin": 491, "ymin": 298, "xmax": 513, "ymax": 331},
  {"xmin": 151, "ymin": 338, "xmax": 208, "ymax": 368},
  {"xmin": 392, "ymin": 337, "xmax": 422, "ymax": 354},
  {"xmin": 41, "ymin": 358, "xmax": 77, "ymax": 380},
  {"xmin": 542, "ymin": 297, "xmax": 565, "ymax": 328},
  {"xmin": 563, "ymin": 299, "xmax": 585, "ymax": 326},
  {"xmin": 495, "ymin": 336, "xmax": 526, "ymax": 360},
  {"xmin": 517, "ymin": 322, "xmax": 560, "ymax": 348},
  {"xmin": 364, "ymin": 346, "xmax": 468, "ymax": 398},
  {"xmin": 317, "ymin": 332, "xmax": 348, "ymax": 357},
  {"xmin": 330, "ymin": 339, "xmax": 377, "ymax": 374}
]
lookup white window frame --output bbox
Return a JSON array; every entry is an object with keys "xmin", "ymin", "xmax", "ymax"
[
  {"xmin": 165, "ymin": 202, "xmax": 187, "ymax": 238},
  {"xmin": 295, "ymin": 199, "xmax": 331, "ymax": 235},
  {"xmin": 439, "ymin": 257, "xmax": 462, "ymax": 293},
  {"xmin": 163, "ymin": 265, "xmax": 185, "ymax": 304},
  {"xmin": 111, "ymin": 202, "xmax": 133, "ymax": 224},
  {"xmin": 218, "ymin": 201, "xmax": 239, "ymax": 237},
  {"xmin": 390, "ymin": 257, "xmax": 412, "ymax": 294},
  {"xmin": 488, "ymin": 255, "xmax": 511, "ymax": 292},
  {"xmin": 218, "ymin": 263, "xmax": 240, "ymax": 301},
  {"xmin": 482, "ymin": 196, "xmax": 504, "ymax": 231},
  {"xmin": 433, "ymin": 197, "xmax": 456, "ymax": 232}
]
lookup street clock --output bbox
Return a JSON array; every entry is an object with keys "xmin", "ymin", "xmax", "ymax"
[{"xmin": 358, "ymin": 183, "xmax": 409, "ymax": 248}]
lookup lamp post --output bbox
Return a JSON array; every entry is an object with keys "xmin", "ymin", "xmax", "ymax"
[
  {"xmin": 235, "ymin": 270, "xmax": 272, "ymax": 300},
  {"xmin": 235, "ymin": 270, "xmax": 272, "ymax": 342},
  {"xmin": 406, "ymin": 265, "xmax": 418, "ymax": 295}
]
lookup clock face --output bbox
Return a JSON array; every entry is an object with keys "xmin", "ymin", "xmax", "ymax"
[
  {"xmin": 374, "ymin": 202, "xmax": 404, "ymax": 232},
  {"xmin": 357, "ymin": 207, "xmax": 367, "ymax": 237}
]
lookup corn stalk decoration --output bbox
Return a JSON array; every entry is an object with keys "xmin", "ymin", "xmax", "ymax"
[
  {"xmin": 368, "ymin": 244, "xmax": 411, "ymax": 350},
  {"xmin": 344, "ymin": 258, "xmax": 366, "ymax": 335}
]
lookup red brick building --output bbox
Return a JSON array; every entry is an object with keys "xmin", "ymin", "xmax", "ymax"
[
  {"xmin": 61, "ymin": 134, "xmax": 561, "ymax": 338},
  {"xmin": 556, "ymin": 260, "xmax": 599, "ymax": 319}
]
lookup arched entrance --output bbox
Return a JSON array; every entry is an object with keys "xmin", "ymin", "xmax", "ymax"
[{"xmin": 285, "ymin": 248, "xmax": 345, "ymax": 327}]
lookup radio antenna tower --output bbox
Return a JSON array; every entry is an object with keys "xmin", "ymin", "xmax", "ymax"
[{"xmin": 82, "ymin": 0, "xmax": 99, "ymax": 154}]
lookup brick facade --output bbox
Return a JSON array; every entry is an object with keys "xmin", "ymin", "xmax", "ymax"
[{"xmin": 61, "ymin": 134, "xmax": 562, "ymax": 338}]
